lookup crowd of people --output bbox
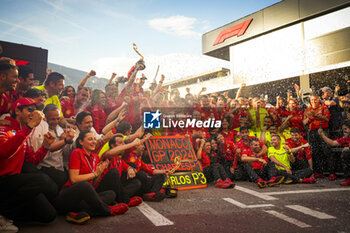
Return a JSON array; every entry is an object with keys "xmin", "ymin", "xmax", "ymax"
[{"xmin": 0, "ymin": 56, "xmax": 349, "ymax": 231}]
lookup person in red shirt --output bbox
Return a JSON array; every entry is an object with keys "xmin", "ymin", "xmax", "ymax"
[
  {"xmin": 7, "ymin": 65, "xmax": 35, "ymax": 104},
  {"xmin": 236, "ymin": 127, "xmax": 267, "ymax": 157},
  {"xmin": 61, "ymin": 87, "xmax": 89, "ymax": 119},
  {"xmin": 101, "ymin": 135, "xmax": 146, "ymax": 203},
  {"xmin": 286, "ymin": 128, "xmax": 313, "ymax": 172},
  {"xmin": 241, "ymin": 137, "xmax": 284, "ymax": 188},
  {"xmin": 124, "ymin": 139, "xmax": 170, "ymax": 202},
  {"xmin": 216, "ymin": 133, "xmax": 245, "ymax": 181},
  {"xmin": 318, "ymin": 120, "xmax": 350, "ymax": 186},
  {"xmin": 112, "ymin": 62, "xmax": 146, "ymax": 128},
  {"xmin": 220, "ymin": 117, "xmax": 235, "ymax": 142},
  {"xmin": 303, "ymin": 94, "xmax": 332, "ymax": 179},
  {"xmin": 197, "ymin": 139, "xmax": 234, "ymax": 188},
  {"xmin": 90, "ymin": 89, "xmax": 107, "ymax": 134},
  {"xmin": 0, "ymin": 59, "xmax": 18, "ymax": 116},
  {"xmin": 198, "ymin": 95, "xmax": 219, "ymax": 120},
  {"xmin": 286, "ymin": 98, "xmax": 306, "ymax": 137},
  {"xmin": 57, "ymin": 131, "xmax": 130, "ymax": 224},
  {"xmin": 0, "ymin": 97, "xmax": 57, "ymax": 223},
  {"xmin": 225, "ymin": 99, "xmax": 249, "ymax": 129}
]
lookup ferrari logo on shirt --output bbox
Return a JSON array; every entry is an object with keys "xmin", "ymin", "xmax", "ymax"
[{"xmin": 130, "ymin": 157, "xmax": 136, "ymax": 162}]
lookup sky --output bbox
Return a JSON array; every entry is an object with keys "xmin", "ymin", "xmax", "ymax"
[{"xmin": 0, "ymin": 0, "xmax": 281, "ymax": 85}]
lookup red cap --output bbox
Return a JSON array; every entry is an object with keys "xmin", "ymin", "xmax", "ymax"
[{"xmin": 12, "ymin": 97, "xmax": 37, "ymax": 112}]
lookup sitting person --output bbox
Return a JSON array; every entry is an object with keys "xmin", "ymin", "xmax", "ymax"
[
  {"xmin": 318, "ymin": 120, "xmax": 350, "ymax": 186},
  {"xmin": 56, "ymin": 131, "xmax": 130, "ymax": 224},
  {"xmin": 197, "ymin": 139, "xmax": 235, "ymax": 188},
  {"xmin": 0, "ymin": 98, "xmax": 56, "ymax": 223},
  {"xmin": 124, "ymin": 139, "xmax": 170, "ymax": 201},
  {"xmin": 286, "ymin": 128, "xmax": 314, "ymax": 172},
  {"xmin": 268, "ymin": 134, "xmax": 315, "ymax": 184},
  {"xmin": 101, "ymin": 134, "xmax": 146, "ymax": 202},
  {"xmin": 241, "ymin": 137, "xmax": 284, "ymax": 188}
]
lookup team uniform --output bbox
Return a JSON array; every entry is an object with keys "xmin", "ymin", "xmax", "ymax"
[
  {"xmin": 268, "ymin": 146, "xmax": 312, "ymax": 183},
  {"xmin": 0, "ymin": 115, "xmax": 56, "ymax": 223},
  {"xmin": 124, "ymin": 150, "xmax": 165, "ymax": 200},
  {"xmin": 304, "ymin": 104, "xmax": 332, "ymax": 175},
  {"xmin": 286, "ymin": 138, "xmax": 312, "ymax": 171}
]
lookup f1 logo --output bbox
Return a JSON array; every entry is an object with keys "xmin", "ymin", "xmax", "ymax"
[
  {"xmin": 213, "ymin": 18, "xmax": 253, "ymax": 46},
  {"xmin": 143, "ymin": 110, "xmax": 161, "ymax": 129}
]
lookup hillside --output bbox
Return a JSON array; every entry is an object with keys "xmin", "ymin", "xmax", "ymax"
[{"xmin": 47, "ymin": 63, "xmax": 109, "ymax": 91}]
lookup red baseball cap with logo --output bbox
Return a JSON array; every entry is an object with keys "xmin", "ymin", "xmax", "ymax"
[{"xmin": 12, "ymin": 97, "xmax": 37, "ymax": 112}]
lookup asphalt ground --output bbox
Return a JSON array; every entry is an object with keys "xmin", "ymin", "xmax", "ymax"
[{"xmin": 18, "ymin": 178, "xmax": 350, "ymax": 233}]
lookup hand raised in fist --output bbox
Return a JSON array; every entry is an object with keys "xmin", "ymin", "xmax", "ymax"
[
  {"xmin": 89, "ymin": 70, "xmax": 96, "ymax": 76},
  {"xmin": 27, "ymin": 110, "xmax": 44, "ymax": 129},
  {"xmin": 43, "ymin": 131, "xmax": 56, "ymax": 149}
]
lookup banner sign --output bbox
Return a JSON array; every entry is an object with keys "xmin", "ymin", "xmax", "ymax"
[{"xmin": 145, "ymin": 136, "xmax": 207, "ymax": 190}]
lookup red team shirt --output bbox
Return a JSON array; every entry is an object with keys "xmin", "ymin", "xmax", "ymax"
[
  {"xmin": 336, "ymin": 136, "xmax": 350, "ymax": 147},
  {"xmin": 0, "ymin": 117, "xmax": 48, "ymax": 176},
  {"xmin": 124, "ymin": 151, "xmax": 154, "ymax": 176},
  {"xmin": 199, "ymin": 151, "xmax": 211, "ymax": 169},
  {"xmin": 101, "ymin": 151, "xmax": 130, "ymax": 177},
  {"xmin": 304, "ymin": 104, "xmax": 330, "ymax": 130},
  {"xmin": 90, "ymin": 104, "xmax": 107, "ymax": 134},
  {"xmin": 285, "ymin": 138, "xmax": 312, "ymax": 160},
  {"xmin": 287, "ymin": 109, "xmax": 306, "ymax": 136},
  {"xmin": 236, "ymin": 136, "xmax": 265, "ymax": 155},
  {"xmin": 65, "ymin": 148, "xmax": 100, "ymax": 187},
  {"xmin": 218, "ymin": 139, "xmax": 237, "ymax": 169},
  {"xmin": 241, "ymin": 148, "xmax": 268, "ymax": 170},
  {"xmin": 61, "ymin": 98, "xmax": 76, "ymax": 118}
]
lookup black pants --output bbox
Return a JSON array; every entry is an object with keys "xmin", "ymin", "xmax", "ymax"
[
  {"xmin": 21, "ymin": 162, "xmax": 58, "ymax": 201},
  {"xmin": 308, "ymin": 129, "xmax": 335, "ymax": 174},
  {"xmin": 120, "ymin": 172, "xmax": 142, "ymax": 197},
  {"xmin": 292, "ymin": 159, "xmax": 310, "ymax": 171},
  {"xmin": 245, "ymin": 162, "xmax": 278, "ymax": 183},
  {"xmin": 223, "ymin": 160, "xmax": 248, "ymax": 181},
  {"xmin": 278, "ymin": 168, "xmax": 313, "ymax": 183},
  {"xmin": 203, "ymin": 163, "xmax": 228, "ymax": 183},
  {"xmin": 342, "ymin": 151, "xmax": 350, "ymax": 179},
  {"xmin": 95, "ymin": 168, "xmax": 131, "ymax": 204},
  {"xmin": 0, "ymin": 173, "xmax": 56, "ymax": 223},
  {"xmin": 56, "ymin": 181, "xmax": 114, "ymax": 217},
  {"xmin": 135, "ymin": 171, "xmax": 165, "ymax": 194},
  {"xmin": 40, "ymin": 166, "xmax": 69, "ymax": 191}
]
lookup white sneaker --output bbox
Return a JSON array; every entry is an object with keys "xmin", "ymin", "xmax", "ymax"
[{"xmin": 0, "ymin": 214, "xmax": 18, "ymax": 233}]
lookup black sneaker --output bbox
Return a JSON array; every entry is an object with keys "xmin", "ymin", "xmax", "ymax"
[
  {"xmin": 267, "ymin": 176, "xmax": 284, "ymax": 187},
  {"xmin": 66, "ymin": 212, "xmax": 90, "ymax": 224}
]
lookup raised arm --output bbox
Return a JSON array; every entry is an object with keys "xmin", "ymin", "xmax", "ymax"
[
  {"xmin": 78, "ymin": 70, "xmax": 96, "ymax": 90},
  {"xmin": 108, "ymin": 72, "xmax": 117, "ymax": 85},
  {"xmin": 235, "ymin": 83, "xmax": 246, "ymax": 100},
  {"xmin": 196, "ymin": 139, "xmax": 205, "ymax": 159}
]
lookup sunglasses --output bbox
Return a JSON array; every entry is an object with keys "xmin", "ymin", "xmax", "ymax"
[{"xmin": 27, "ymin": 107, "xmax": 36, "ymax": 113}]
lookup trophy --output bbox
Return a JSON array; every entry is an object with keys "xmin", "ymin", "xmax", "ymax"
[
  {"xmin": 133, "ymin": 43, "xmax": 145, "ymax": 70},
  {"xmin": 164, "ymin": 156, "xmax": 182, "ymax": 198}
]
